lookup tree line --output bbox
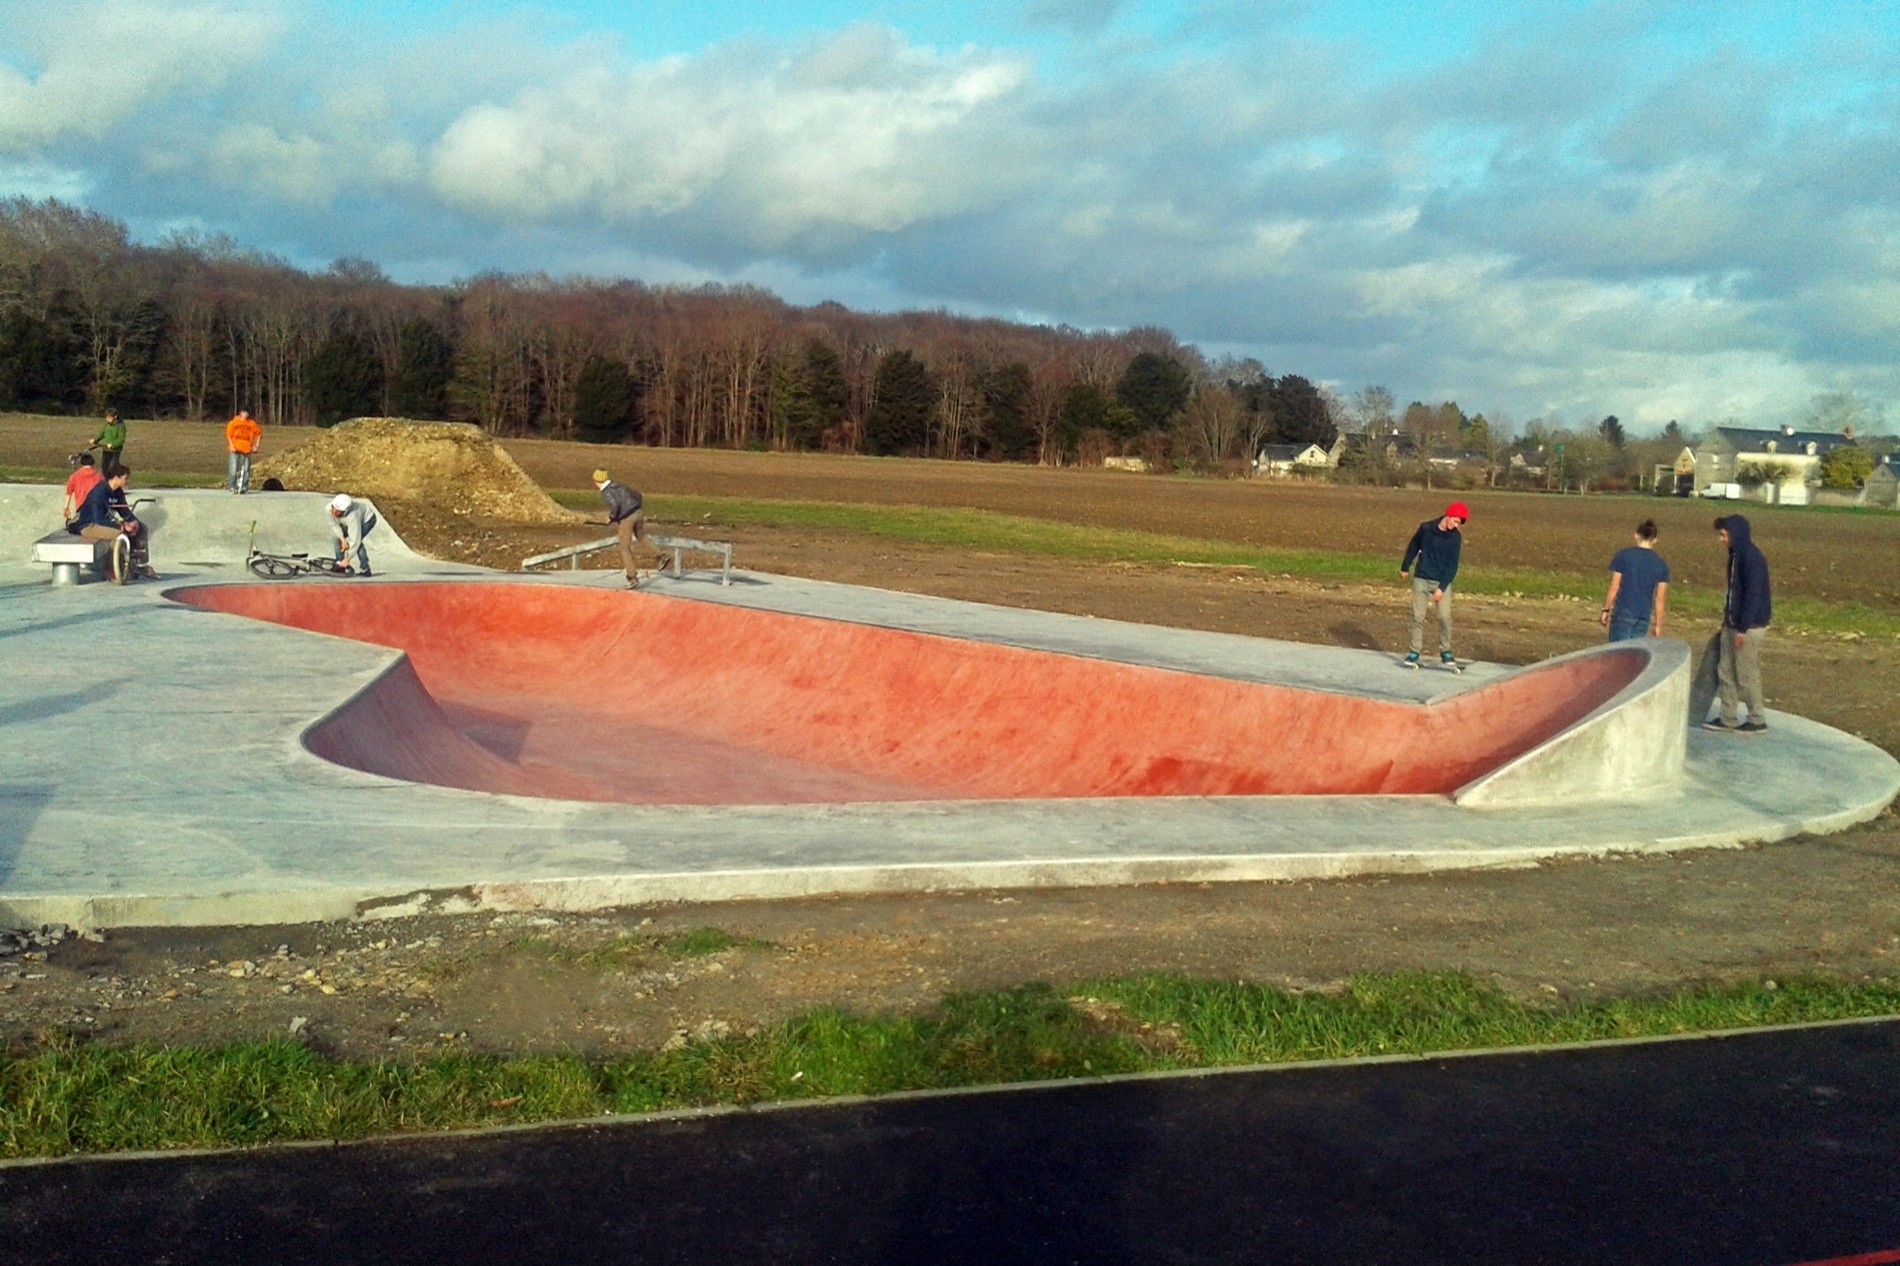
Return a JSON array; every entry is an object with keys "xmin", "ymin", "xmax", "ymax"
[{"xmin": 0, "ymin": 197, "xmax": 1342, "ymax": 467}]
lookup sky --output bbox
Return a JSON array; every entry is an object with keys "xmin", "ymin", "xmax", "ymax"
[{"xmin": 0, "ymin": 0, "xmax": 1895, "ymax": 433}]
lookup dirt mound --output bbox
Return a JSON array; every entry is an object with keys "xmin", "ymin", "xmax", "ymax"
[{"xmin": 256, "ymin": 418, "xmax": 582, "ymax": 526}]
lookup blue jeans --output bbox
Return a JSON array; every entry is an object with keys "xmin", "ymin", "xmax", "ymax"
[
  {"xmin": 1607, "ymin": 613, "xmax": 1648, "ymax": 642},
  {"xmin": 227, "ymin": 450, "xmax": 252, "ymax": 493}
]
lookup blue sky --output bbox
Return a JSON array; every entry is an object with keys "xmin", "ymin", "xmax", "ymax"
[{"xmin": 0, "ymin": 0, "xmax": 1895, "ymax": 432}]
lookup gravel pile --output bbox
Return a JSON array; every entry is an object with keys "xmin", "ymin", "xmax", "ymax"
[{"xmin": 256, "ymin": 417, "xmax": 582, "ymax": 526}]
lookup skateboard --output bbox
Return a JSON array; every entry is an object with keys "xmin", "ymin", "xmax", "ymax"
[{"xmin": 1399, "ymin": 656, "xmax": 1468, "ymax": 674}]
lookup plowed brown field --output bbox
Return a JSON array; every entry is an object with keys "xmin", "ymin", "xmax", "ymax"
[{"xmin": 11, "ymin": 415, "xmax": 1891, "ymax": 606}]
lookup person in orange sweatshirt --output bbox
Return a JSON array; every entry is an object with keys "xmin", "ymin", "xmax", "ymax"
[{"xmin": 225, "ymin": 409, "xmax": 262, "ymax": 494}]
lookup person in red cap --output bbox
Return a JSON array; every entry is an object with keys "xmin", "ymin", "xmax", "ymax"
[{"xmin": 1399, "ymin": 502, "xmax": 1468, "ymax": 666}]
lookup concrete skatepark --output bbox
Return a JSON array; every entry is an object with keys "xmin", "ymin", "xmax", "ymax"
[{"xmin": 2, "ymin": 482, "xmax": 1896, "ymax": 930}]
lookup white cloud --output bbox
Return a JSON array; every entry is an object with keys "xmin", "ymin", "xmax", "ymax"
[
  {"xmin": 0, "ymin": 1, "xmax": 285, "ymax": 150},
  {"xmin": 425, "ymin": 26, "xmax": 1038, "ymax": 248}
]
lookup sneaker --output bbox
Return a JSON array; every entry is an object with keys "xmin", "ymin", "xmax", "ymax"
[
  {"xmin": 1736, "ymin": 720, "xmax": 1768, "ymax": 735},
  {"xmin": 1403, "ymin": 651, "xmax": 1420, "ymax": 664},
  {"xmin": 1440, "ymin": 651, "xmax": 1458, "ymax": 664},
  {"xmin": 1701, "ymin": 719, "xmax": 1736, "ymax": 733}
]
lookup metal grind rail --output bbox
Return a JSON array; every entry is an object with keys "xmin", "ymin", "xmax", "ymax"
[{"xmin": 522, "ymin": 533, "xmax": 733, "ymax": 585}]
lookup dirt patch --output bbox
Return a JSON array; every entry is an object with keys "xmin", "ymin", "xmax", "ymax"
[{"xmin": 253, "ymin": 418, "xmax": 582, "ymax": 527}]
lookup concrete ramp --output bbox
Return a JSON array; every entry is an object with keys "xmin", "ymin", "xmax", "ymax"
[{"xmin": 0, "ymin": 484, "xmax": 473, "ymax": 577}]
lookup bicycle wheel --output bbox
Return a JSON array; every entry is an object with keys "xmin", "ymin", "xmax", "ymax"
[
  {"xmin": 248, "ymin": 554, "xmax": 299, "ymax": 579},
  {"xmin": 110, "ymin": 534, "xmax": 132, "ymax": 585}
]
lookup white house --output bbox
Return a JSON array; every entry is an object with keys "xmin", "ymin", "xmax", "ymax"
[
  {"xmin": 1255, "ymin": 443, "xmax": 1331, "ymax": 477},
  {"xmin": 1692, "ymin": 425, "xmax": 1859, "ymax": 505}
]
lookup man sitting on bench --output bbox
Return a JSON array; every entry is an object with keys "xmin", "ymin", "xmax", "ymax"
[
  {"xmin": 69, "ymin": 465, "xmax": 158, "ymax": 580},
  {"xmin": 63, "ymin": 453, "xmax": 102, "ymax": 524}
]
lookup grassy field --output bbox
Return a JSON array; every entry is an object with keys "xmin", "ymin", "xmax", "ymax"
[
  {"xmin": 5, "ymin": 412, "xmax": 1896, "ymax": 615},
  {"xmin": 6, "ymin": 971, "xmax": 1893, "ymax": 1158}
]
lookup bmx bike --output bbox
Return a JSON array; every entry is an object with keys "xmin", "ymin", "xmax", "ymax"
[
  {"xmin": 102, "ymin": 497, "xmax": 156, "ymax": 586},
  {"xmin": 245, "ymin": 520, "xmax": 352, "ymax": 579},
  {"xmin": 247, "ymin": 549, "xmax": 351, "ymax": 580}
]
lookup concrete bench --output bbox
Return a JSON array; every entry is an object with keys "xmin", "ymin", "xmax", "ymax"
[{"xmin": 32, "ymin": 530, "xmax": 112, "ymax": 585}]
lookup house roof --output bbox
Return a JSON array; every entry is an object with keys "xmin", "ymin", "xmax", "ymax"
[
  {"xmin": 1258, "ymin": 443, "xmax": 1319, "ymax": 461},
  {"xmin": 1708, "ymin": 427, "xmax": 1856, "ymax": 456}
]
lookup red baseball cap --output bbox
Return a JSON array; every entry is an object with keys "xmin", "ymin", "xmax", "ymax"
[{"xmin": 1445, "ymin": 502, "xmax": 1470, "ymax": 522}]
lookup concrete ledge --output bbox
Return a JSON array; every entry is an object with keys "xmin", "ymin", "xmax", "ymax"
[{"xmin": 1455, "ymin": 639, "xmax": 1689, "ymax": 807}]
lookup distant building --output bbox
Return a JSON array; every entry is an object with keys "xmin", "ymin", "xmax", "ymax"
[
  {"xmin": 1255, "ymin": 443, "xmax": 1331, "ymax": 476},
  {"xmin": 1692, "ymin": 425, "xmax": 1860, "ymax": 505},
  {"xmin": 1336, "ymin": 430, "xmax": 1417, "ymax": 465},
  {"xmin": 1864, "ymin": 456, "xmax": 1900, "ymax": 510}
]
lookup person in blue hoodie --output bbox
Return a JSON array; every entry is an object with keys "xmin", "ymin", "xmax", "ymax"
[
  {"xmin": 1399, "ymin": 501, "xmax": 1467, "ymax": 666},
  {"xmin": 1705, "ymin": 514, "xmax": 1771, "ymax": 735}
]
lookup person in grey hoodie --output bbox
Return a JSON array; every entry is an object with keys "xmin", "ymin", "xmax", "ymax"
[
  {"xmin": 1704, "ymin": 514, "xmax": 1772, "ymax": 735},
  {"xmin": 594, "ymin": 468, "xmax": 662, "ymax": 589},
  {"xmin": 327, "ymin": 494, "xmax": 378, "ymax": 576}
]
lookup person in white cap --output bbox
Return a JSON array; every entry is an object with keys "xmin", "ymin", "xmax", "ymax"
[{"xmin": 327, "ymin": 493, "xmax": 378, "ymax": 576}]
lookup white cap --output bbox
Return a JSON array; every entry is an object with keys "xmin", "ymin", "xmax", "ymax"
[{"xmin": 329, "ymin": 493, "xmax": 353, "ymax": 513}]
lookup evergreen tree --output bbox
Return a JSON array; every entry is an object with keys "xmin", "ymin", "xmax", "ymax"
[
  {"xmin": 980, "ymin": 361, "xmax": 1034, "ymax": 460},
  {"xmin": 1059, "ymin": 382, "xmax": 1109, "ymax": 453},
  {"xmin": 800, "ymin": 338, "xmax": 847, "ymax": 448},
  {"xmin": 573, "ymin": 355, "xmax": 638, "ymax": 444},
  {"xmin": 0, "ymin": 309, "xmax": 83, "ymax": 411},
  {"xmin": 1600, "ymin": 414, "xmax": 1626, "ymax": 448},
  {"xmin": 1268, "ymin": 374, "xmax": 1334, "ymax": 446},
  {"xmin": 1116, "ymin": 352, "xmax": 1193, "ymax": 435},
  {"xmin": 304, "ymin": 327, "xmax": 382, "ymax": 427},
  {"xmin": 773, "ymin": 337, "xmax": 846, "ymax": 450},
  {"xmin": 865, "ymin": 350, "xmax": 934, "ymax": 455},
  {"xmin": 391, "ymin": 319, "xmax": 454, "ymax": 419}
]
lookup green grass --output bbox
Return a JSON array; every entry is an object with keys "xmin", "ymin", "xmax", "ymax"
[
  {"xmin": 505, "ymin": 927, "xmax": 777, "ymax": 970},
  {"xmin": 4, "ymin": 972, "xmax": 1894, "ymax": 1158},
  {"xmin": 555, "ymin": 491, "xmax": 1900, "ymax": 638},
  {"xmin": 0, "ymin": 465, "xmax": 217, "ymax": 489}
]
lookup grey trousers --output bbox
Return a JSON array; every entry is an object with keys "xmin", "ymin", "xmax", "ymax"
[
  {"xmin": 1409, "ymin": 577, "xmax": 1453, "ymax": 654},
  {"xmin": 1714, "ymin": 625, "xmax": 1766, "ymax": 724}
]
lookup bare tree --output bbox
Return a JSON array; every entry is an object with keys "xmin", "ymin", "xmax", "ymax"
[{"xmin": 1180, "ymin": 384, "xmax": 1244, "ymax": 468}]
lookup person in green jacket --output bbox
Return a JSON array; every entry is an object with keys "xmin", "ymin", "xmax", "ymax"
[{"xmin": 91, "ymin": 409, "xmax": 126, "ymax": 473}]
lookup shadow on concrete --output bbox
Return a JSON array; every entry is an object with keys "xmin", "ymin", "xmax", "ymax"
[
  {"xmin": 444, "ymin": 702, "xmax": 533, "ymax": 763},
  {"xmin": 0, "ymin": 607, "xmax": 140, "ymax": 643},
  {"xmin": 0, "ymin": 680, "xmax": 121, "ymax": 728},
  {"xmin": 1327, "ymin": 621, "xmax": 1382, "ymax": 650},
  {"xmin": 0, "ymin": 785, "xmax": 51, "ymax": 884}
]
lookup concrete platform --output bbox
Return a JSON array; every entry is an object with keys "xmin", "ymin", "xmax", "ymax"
[{"xmin": 0, "ymin": 482, "xmax": 1894, "ymax": 929}]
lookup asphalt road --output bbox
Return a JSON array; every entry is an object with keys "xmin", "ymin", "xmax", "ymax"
[{"xmin": 3, "ymin": 1021, "xmax": 1896, "ymax": 1266}]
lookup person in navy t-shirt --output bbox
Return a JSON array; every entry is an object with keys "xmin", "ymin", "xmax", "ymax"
[{"xmin": 1599, "ymin": 519, "xmax": 1669, "ymax": 642}]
